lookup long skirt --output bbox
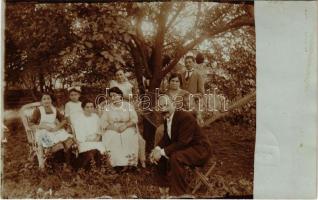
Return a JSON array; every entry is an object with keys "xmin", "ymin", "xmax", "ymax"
[
  {"xmin": 78, "ymin": 141, "xmax": 106, "ymax": 154},
  {"xmin": 102, "ymin": 127, "xmax": 139, "ymax": 167}
]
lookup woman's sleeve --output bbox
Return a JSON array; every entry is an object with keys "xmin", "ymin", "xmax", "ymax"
[
  {"xmin": 100, "ymin": 110, "xmax": 110, "ymax": 129},
  {"xmin": 30, "ymin": 108, "xmax": 41, "ymax": 125},
  {"xmin": 64, "ymin": 103, "xmax": 70, "ymax": 117},
  {"xmin": 56, "ymin": 110, "xmax": 65, "ymax": 122},
  {"xmin": 128, "ymin": 103, "xmax": 138, "ymax": 124}
]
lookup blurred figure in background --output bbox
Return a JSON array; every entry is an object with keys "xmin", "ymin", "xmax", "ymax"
[{"xmin": 64, "ymin": 86, "xmax": 83, "ymax": 122}]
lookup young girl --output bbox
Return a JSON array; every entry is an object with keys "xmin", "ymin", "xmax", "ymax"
[
  {"xmin": 71, "ymin": 100, "xmax": 105, "ymax": 170},
  {"xmin": 64, "ymin": 86, "xmax": 83, "ymax": 122}
]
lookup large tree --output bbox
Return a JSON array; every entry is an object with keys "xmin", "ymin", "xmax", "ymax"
[{"xmin": 5, "ymin": 2, "xmax": 255, "ymax": 150}]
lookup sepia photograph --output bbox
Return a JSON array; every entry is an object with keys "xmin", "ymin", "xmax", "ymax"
[{"xmin": 1, "ymin": 1, "xmax": 257, "ymax": 198}]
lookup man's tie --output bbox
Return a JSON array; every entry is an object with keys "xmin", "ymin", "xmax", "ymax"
[{"xmin": 185, "ymin": 70, "xmax": 192, "ymax": 81}]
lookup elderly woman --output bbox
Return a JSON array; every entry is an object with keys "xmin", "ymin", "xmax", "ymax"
[
  {"xmin": 30, "ymin": 93, "xmax": 73, "ymax": 164},
  {"xmin": 101, "ymin": 87, "xmax": 140, "ymax": 168},
  {"xmin": 71, "ymin": 100, "xmax": 105, "ymax": 170},
  {"xmin": 109, "ymin": 68, "xmax": 134, "ymax": 100}
]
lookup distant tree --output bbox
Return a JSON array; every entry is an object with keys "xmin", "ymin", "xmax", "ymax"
[{"xmin": 5, "ymin": 3, "xmax": 75, "ymax": 94}]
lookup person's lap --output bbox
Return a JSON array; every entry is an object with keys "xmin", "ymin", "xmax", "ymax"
[
  {"xmin": 102, "ymin": 128, "xmax": 139, "ymax": 167},
  {"xmin": 155, "ymin": 144, "xmax": 210, "ymax": 191},
  {"xmin": 73, "ymin": 149, "xmax": 101, "ymax": 170}
]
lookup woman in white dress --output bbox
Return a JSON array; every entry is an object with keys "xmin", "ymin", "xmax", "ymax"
[
  {"xmin": 101, "ymin": 87, "xmax": 139, "ymax": 168},
  {"xmin": 71, "ymin": 100, "xmax": 105, "ymax": 170},
  {"xmin": 109, "ymin": 68, "xmax": 134, "ymax": 100},
  {"xmin": 30, "ymin": 93, "xmax": 74, "ymax": 165}
]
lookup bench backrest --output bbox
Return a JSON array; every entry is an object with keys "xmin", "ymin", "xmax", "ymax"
[{"xmin": 19, "ymin": 102, "xmax": 41, "ymax": 143}]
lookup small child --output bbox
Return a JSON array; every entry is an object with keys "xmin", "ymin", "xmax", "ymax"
[{"xmin": 65, "ymin": 86, "xmax": 83, "ymax": 123}]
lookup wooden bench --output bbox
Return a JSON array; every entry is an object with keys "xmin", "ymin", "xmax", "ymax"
[{"xmin": 19, "ymin": 102, "xmax": 76, "ymax": 169}]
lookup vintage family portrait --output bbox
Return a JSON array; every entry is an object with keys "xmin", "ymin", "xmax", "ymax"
[{"xmin": 2, "ymin": 0, "xmax": 297, "ymax": 198}]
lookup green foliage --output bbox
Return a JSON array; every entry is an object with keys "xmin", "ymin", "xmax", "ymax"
[
  {"xmin": 5, "ymin": 2, "xmax": 255, "ymax": 126},
  {"xmin": 5, "ymin": 2, "xmax": 254, "ymax": 92}
]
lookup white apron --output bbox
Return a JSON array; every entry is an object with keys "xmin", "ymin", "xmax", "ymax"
[
  {"xmin": 36, "ymin": 106, "xmax": 72, "ymax": 148},
  {"xmin": 71, "ymin": 112, "xmax": 105, "ymax": 154}
]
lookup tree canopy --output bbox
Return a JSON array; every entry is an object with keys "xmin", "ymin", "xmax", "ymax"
[{"xmin": 5, "ymin": 2, "xmax": 255, "ymax": 99}]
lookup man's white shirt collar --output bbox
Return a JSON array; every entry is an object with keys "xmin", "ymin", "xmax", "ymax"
[{"xmin": 166, "ymin": 111, "xmax": 175, "ymax": 139}]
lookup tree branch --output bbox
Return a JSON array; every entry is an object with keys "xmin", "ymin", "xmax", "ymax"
[
  {"xmin": 161, "ymin": 14, "xmax": 254, "ymax": 77},
  {"xmin": 166, "ymin": 3, "xmax": 185, "ymax": 30},
  {"xmin": 135, "ymin": 9, "xmax": 146, "ymax": 45},
  {"xmin": 193, "ymin": 1, "xmax": 202, "ymax": 29},
  {"xmin": 130, "ymin": 34, "xmax": 151, "ymax": 78}
]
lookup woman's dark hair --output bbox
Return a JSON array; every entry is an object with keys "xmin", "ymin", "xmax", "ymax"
[
  {"xmin": 108, "ymin": 87, "xmax": 124, "ymax": 97},
  {"xmin": 114, "ymin": 68, "xmax": 125, "ymax": 75},
  {"xmin": 169, "ymin": 73, "xmax": 183, "ymax": 86},
  {"xmin": 68, "ymin": 88, "xmax": 81, "ymax": 94},
  {"xmin": 81, "ymin": 99, "xmax": 95, "ymax": 109},
  {"xmin": 40, "ymin": 92, "xmax": 56, "ymax": 104}
]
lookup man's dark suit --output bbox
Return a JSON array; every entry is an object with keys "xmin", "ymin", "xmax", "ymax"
[{"xmin": 156, "ymin": 110, "xmax": 211, "ymax": 195}]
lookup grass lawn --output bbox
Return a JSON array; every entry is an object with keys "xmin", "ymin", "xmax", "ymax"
[{"xmin": 2, "ymin": 116, "xmax": 255, "ymax": 198}]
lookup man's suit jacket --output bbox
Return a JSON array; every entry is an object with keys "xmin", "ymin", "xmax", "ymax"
[
  {"xmin": 181, "ymin": 70, "xmax": 205, "ymax": 95},
  {"xmin": 158, "ymin": 110, "xmax": 211, "ymax": 157}
]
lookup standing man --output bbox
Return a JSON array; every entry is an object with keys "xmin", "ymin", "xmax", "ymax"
[
  {"xmin": 181, "ymin": 54, "xmax": 205, "ymax": 95},
  {"xmin": 150, "ymin": 95, "xmax": 211, "ymax": 196},
  {"xmin": 181, "ymin": 54, "xmax": 205, "ymax": 125}
]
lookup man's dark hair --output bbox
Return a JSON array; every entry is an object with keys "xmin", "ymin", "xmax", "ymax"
[{"xmin": 185, "ymin": 55, "xmax": 195, "ymax": 62}]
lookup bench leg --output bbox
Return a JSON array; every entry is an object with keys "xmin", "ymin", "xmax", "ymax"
[
  {"xmin": 36, "ymin": 145, "xmax": 46, "ymax": 170},
  {"xmin": 192, "ymin": 162, "xmax": 216, "ymax": 194},
  {"xmin": 28, "ymin": 145, "xmax": 35, "ymax": 162}
]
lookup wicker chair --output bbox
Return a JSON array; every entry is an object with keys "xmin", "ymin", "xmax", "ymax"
[{"xmin": 19, "ymin": 102, "xmax": 75, "ymax": 169}]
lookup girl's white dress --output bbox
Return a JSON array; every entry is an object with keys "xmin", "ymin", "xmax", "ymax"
[
  {"xmin": 35, "ymin": 106, "xmax": 73, "ymax": 148},
  {"xmin": 101, "ymin": 101, "xmax": 139, "ymax": 167},
  {"xmin": 71, "ymin": 112, "xmax": 105, "ymax": 154},
  {"xmin": 64, "ymin": 101, "xmax": 82, "ymax": 119}
]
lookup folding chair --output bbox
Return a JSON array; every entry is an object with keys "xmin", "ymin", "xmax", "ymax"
[
  {"xmin": 191, "ymin": 159, "xmax": 217, "ymax": 194},
  {"xmin": 19, "ymin": 102, "xmax": 76, "ymax": 169}
]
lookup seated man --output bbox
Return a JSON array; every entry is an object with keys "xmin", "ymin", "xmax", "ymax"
[
  {"xmin": 71, "ymin": 100, "xmax": 105, "ymax": 170},
  {"xmin": 150, "ymin": 95, "xmax": 211, "ymax": 196}
]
